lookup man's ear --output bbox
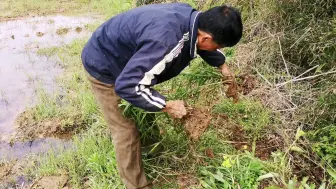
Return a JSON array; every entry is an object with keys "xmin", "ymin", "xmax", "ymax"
[
  {"xmin": 204, "ymin": 33, "xmax": 213, "ymax": 42},
  {"xmin": 198, "ymin": 30, "xmax": 214, "ymax": 43},
  {"xmin": 199, "ymin": 35, "xmax": 207, "ymax": 43}
]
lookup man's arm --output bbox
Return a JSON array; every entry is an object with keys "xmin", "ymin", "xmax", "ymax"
[
  {"xmin": 115, "ymin": 39, "xmax": 187, "ymax": 118},
  {"xmin": 115, "ymin": 40, "xmax": 170, "ymax": 112},
  {"xmin": 197, "ymin": 49, "xmax": 226, "ymax": 67},
  {"xmin": 198, "ymin": 49, "xmax": 234, "ymax": 82}
]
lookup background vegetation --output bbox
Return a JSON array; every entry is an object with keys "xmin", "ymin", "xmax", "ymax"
[{"xmin": 1, "ymin": 0, "xmax": 334, "ymax": 188}]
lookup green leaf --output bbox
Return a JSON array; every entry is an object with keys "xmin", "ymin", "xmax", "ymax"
[
  {"xmin": 318, "ymin": 182, "xmax": 326, "ymax": 189},
  {"xmin": 265, "ymin": 186, "xmax": 282, "ymax": 189},
  {"xmin": 295, "ymin": 128, "xmax": 306, "ymax": 140},
  {"xmin": 257, "ymin": 173, "xmax": 280, "ymax": 181},
  {"xmin": 315, "ymin": 64, "xmax": 325, "ymax": 73},
  {"xmin": 200, "ymin": 180, "xmax": 211, "ymax": 188},
  {"xmin": 290, "ymin": 146, "xmax": 305, "ymax": 153},
  {"xmin": 249, "ymin": 160, "xmax": 264, "ymax": 172},
  {"xmin": 213, "ymin": 172, "xmax": 226, "ymax": 183},
  {"xmin": 222, "ymin": 158, "xmax": 234, "ymax": 168},
  {"xmin": 327, "ymin": 169, "xmax": 336, "ymax": 181},
  {"xmin": 288, "ymin": 180, "xmax": 295, "ymax": 189}
]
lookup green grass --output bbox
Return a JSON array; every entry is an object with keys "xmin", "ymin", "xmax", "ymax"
[
  {"xmin": 33, "ymin": 40, "xmax": 99, "ymax": 130},
  {"xmin": 29, "ymin": 124, "xmax": 124, "ymax": 188},
  {"xmin": 213, "ymin": 98, "xmax": 271, "ymax": 138},
  {"xmin": 0, "ymin": 0, "xmax": 133, "ymax": 19},
  {"xmin": 199, "ymin": 152, "xmax": 265, "ymax": 189}
]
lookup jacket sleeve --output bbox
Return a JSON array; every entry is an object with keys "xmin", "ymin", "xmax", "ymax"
[
  {"xmin": 115, "ymin": 40, "xmax": 174, "ymax": 112},
  {"xmin": 197, "ymin": 49, "xmax": 226, "ymax": 67}
]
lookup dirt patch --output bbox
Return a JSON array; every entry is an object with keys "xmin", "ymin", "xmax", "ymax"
[
  {"xmin": 31, "ymin": 175, "xmax": 69, "ymax": 189},
  {"xmin": 0, "ymin": 160, "xmax": 32, "ymax": 188},
  {"xmin": 292, "ymin": 151, "xmax": 325, "ymax": 185},
  {"xmin": 237, "ymin": 74, "xmax": 257, "ymax": 95},
  {"xmin": 183, "ymin": 108, "xmax": 212, "ymax": 140},
  {"xmin": 226, "ymin": 82, "xmax": 241, "ymax": 103},
  {"xmin": 56, "ymin": 27, "xmax": 70, "ymax": 35},
  {"xmin": 13, "ymin": 111, "xmax": 74, "ymax": 141},
  {"xmin": 0, "ymin": 163, "xmax": 13, "ymax": 181},
  {"xmin": 75, "ymin": 27, "xmax": 82, "ymax": 33},
  {"xmin": 205, "ymin": 148, "xmax": 215, "ymax": 158},
  {"xmin": 255, "ymin": 135, "xmax": 284, "ymax": 160},
  {"xmin": 228, "ymin": 125, "xmax": 283, "ymax": 160},
  {"xmin": 177, "ymin": 174, "xmax": 199, "ymax": 189},
  {"xmin": 36, "ymin": 32, "xmax": 44, "ymax": 37},
  {"xmin": 225, "ymin": 74, "xmax": 257, "ymax": 103}
]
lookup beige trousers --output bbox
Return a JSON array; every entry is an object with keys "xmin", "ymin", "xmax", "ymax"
[{"xmin": 86, "ymin": 71, "xmax": 152, "ymax": 189}]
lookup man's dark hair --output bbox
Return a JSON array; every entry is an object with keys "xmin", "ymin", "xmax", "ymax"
[{"xmin": 198, "ymin": 5, "xmax": 243, "ymax": 47}]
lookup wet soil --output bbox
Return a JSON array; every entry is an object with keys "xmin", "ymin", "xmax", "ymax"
[
  {"xmin": 228, "ymin": 125, "xmax": 283, "ymax": 160},
  {"xmin": 0, "ymin": 159, "xmax": 34, "ymax": 189},
  {"xmin": 36, "ymin": 32, "xmax": 44, "ymax": 37},
  {"xmin": 75, "ymin": 27, "xmax": 82, "ymax": 33},
  {"xmin": 56, "ymin": 27, "xmax": 70, "ymax": 35},
  {"xmin": 183, "ymin": 108, "xmax": 212, "ymax": 140},
  {"xmin": 0, "ymin": 160, "xmax": 70, "ymax": 189},
  {"xmin": 0, "ymin": 138, "xmax": 71, "ymax": 161},
  {"xmin": 13, "ymin": 111, "xmax": 75, "ymax": 141},
  {"xmin": 31, "ymin": 175, "xmax": 69, "ymax": 189},
  {"xmin": 0, "ymin": 15, "xmax": 97, "ymax": 142}
]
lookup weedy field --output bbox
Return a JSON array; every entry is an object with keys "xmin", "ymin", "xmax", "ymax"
[{"xmin": 0, "ymin": 0, "xmax": 335, "ymax": 188}]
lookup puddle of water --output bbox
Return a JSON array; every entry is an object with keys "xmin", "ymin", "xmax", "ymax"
[
  {"xmin": 0, "ymin": 15, "xmax": 97, "ymax": 142},
  {"xmin": 0, "ymin": 138, "xmax": 72, "ymax": 161}
]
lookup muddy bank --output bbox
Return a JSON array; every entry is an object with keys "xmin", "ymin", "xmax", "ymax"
[{"xmin": 0, "ymin": 15, "xmax": 98, "ymax": 142}]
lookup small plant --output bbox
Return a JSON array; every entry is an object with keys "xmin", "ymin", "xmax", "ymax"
[{"xmin": 199, "ymin": 152, "xmax": 265, "ymax": 189}]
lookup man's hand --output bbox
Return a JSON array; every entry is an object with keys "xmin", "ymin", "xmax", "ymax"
[
  {"xmin": 162, "ymin": 100, "xmax": 187, "ymax": 119},
  {"xmin": 219, "ymin": 64, "xmax": 234, "ymax": 84}
]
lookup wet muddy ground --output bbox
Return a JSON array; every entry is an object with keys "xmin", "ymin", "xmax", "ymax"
[
  {"xmin": 0, "ymin": 14, "xmax": 98, "ymax": 188},
  {"xmin": 0, "ymin": 15, "xmax": 97, "ymax": 142}
]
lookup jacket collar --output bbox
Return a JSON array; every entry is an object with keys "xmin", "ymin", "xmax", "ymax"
[{"xmin": 189, "ymin": 11, "xmax": 201, "ymax": 58}]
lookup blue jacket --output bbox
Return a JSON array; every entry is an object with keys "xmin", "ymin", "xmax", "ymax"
[{"xmin": 82, "ymin": 3, "xmax": 226, "ymax": 112}]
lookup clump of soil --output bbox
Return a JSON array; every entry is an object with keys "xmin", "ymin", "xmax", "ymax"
[
  {"xmin": 237, "ymin": 74, "xmax": 257, "ymax": 95},
  {"xmin": 228, "ymin": 125, "xmax": 283, "ymax": 160},
  {"xmin": 36, "ymin": 32, "xmax": 44, "ymax": 37},
  {"xmin": 31, "ymin": 175, "xmax": 69, "ymax": 189},
  {"xmin": 224, "ymin": 74, "xmax": 257, "ymax": 103},
  {"xmin": 56, "ymin": 27, "xmax": 70, "ymax": 35},
  {"xmin": 177, "ymin": 174, "xmax": 199, "ymax": 189},
  {"xmin": 183, "ymin": 108, "xmax": 212, "ymax": 140},
  {"xmin": 13, "ymin": 111, "xmax": 73, "ymax": 141},
  {"xmin": 75, "ymin": 26, "xmax": 82, "ymax": 33},
  {"xmin": 226, "ymin": 82, "xmax": 241, "ymax": 103}
]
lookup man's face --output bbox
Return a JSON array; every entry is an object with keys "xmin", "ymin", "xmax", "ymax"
[{"xmin": 197, "ymin": 30, "xmax": 223, "ymax": 51}]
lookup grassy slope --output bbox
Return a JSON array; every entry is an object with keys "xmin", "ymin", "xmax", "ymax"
[{"xmin": 2, "ymin": 0, "xmax": 335, "ymax": 188}]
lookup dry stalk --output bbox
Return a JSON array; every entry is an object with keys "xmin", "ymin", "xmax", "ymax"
[{"xmin": 276, "ymin": 70, "xmax": 336, "ymax": 87}]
